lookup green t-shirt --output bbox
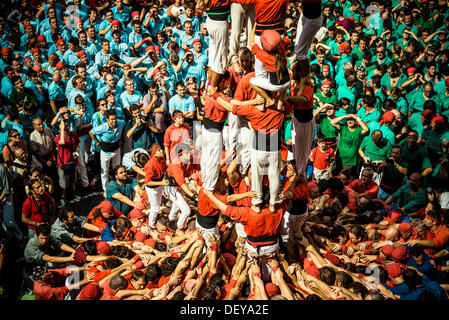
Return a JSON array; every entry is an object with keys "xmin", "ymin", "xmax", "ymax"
[
  {"xmin": 315, "ymin": 91, "xmax": 337, "ymax": 107},
  {"xmin": 320, "ymin": 116, "xmax": 338, "ymax": 139},
  {"xmin": 380, "ymin": 160, "xmax": 408, "ymax": 193},
  {"xmin": 337, "ymin": 125, "xmax": 364, "ymax": 166},
  {"xmin": 399, "ymin": 139, "xmax": 432, "ymax": 174},
  {"xmin": 360, "ymin": 136, "xmax": 392, "ymax": 161},
  {"xmin": 392, "ymin": 184, "xmax": 427, "ymax": 214},
  {"xmin": 424, "ymin": 130, "xmax": 449, "ymax": 156}
]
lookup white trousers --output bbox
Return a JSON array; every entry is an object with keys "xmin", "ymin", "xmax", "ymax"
[
  {"xmin": 294, "ymin": 13, "xmax": 324, "ymax": 60},
  {"xmin": 250, "ymin": 76, "xmax": 291, "ymax": 93},
  {"xmin": 164, "ymin": 186, "xmax": 191, "ymax": 229},
  {"xmin": 146, "ymin": 185, "xmax": 163, "ymax": 228},
  {"xmin": 195, "ymin": 219, "xmax": 220, "ymax": 249},
  {"xmin": 280, "ymin": 210, "xmax": 309, "ymax": 243},
  {"xmin": 206, "ymin": 17, "xmax": 229, "ymax": 75},
  {"xmin": 100, "ymin": 148, "xmax": 121, "ymax": 191},
  {"xmin": 313, "ymin": 167, "xmax": 330, "ymax": 181},
  {"xmin": 200, "ymin": 126, "xmax": 223, "ymax": 191},
  {"xmin": 227, "ymin": 113, "xmax": 253, "ymax": 175},
  {"xmin": 229, "ymin": 3, "xmax": 255, "ymax": 60},
  {"xmin": 292, "ymin": 117, "xmax": 315, "ymax": 175},
  {"xmin": 254, "ymin": 35, "xmax": 268, "ymax": 80},
  {"xmin": 251, "ymin": 149, "xmax": 281, "ymax": 205}
]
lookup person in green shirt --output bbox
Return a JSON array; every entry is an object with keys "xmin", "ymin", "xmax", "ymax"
[
  {"xmin": 399, "ymin": 130, "xmax": 433, "ymax": 177},
  {"xmin": 342, "ymin": 0, "xmax": 362, "ymax": 22},
  {"xmin": 351, "ymin": 35, "xmax": 369, "ymax": 64},
  {"xmin": 407, "ymin": 81, "xmax": 442, "ymax": 114},
  {"xmin": 438, "ymin": 79, "xmax": 449, "ymax": 117},
  {"xmin": 390, "ymin": 88, "xmax": 409, "ymax": 117},
  {"xmin": 356, "ymin": 95, "xmax": 381, "ymax": 125},
  {"xmin": 314, "ymin": 80, "xmax": 337, "ymax": 108},
  {"xmin": 385, "ymin": 172, "xmax": 427, "ymax": 216},
  {"xmin": 377, "ymin": 145, "xmax": 409, "ymax": 201},
  {"xmin": 358, "ymin": 130, "xmax": 392, "ymax": 184},
  {"xmin": 380, "ymin": 62, "xmax": 408, "ymax": 95},
  {"xmin": 314, "ymin": 103, "xmax": 338, "ymax": 148},
  {"xmin": 425, "ymin": 116, "xmax": 449, "ymax": 157},
  {"xmin": 330, "ymin": 113, "xmax": 369, "ymax": 174},
  {"xmin": 50, "ymin": 207, "xmax": 94, "ymax": 248}
]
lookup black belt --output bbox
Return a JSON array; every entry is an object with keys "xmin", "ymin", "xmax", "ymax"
[
  {"xmin": 101, "ymin": 140, "xmax": 120, "ymax": 152},
  {"xmin": 246, "ymin": 234, "xmax": 278, "ymax": 248},
  {"xmin": 269, "ymin": 70, "xmax": 290, "ymax": 86},
  {"xmin": 294, "ymin": 109, "xmax": 313, "ymax": 123},
  {"xmin": 197, "ymin": 213, "xmax": 219, "ymax": 229},
  {"xmin": 252, "ymin": 130, "xmax": 281, "ymax": 151},
  {"xmin": 207, "ymin": 5, "xmax": 230, "ymax": 21},
  {"xmin": 289, "ymin": 199, "xmax": 308, "ymax": 216},
  {"xmin": 203, "ymin": 117, "xmax": 225, "ymax": 131},
  {"xmin": 146, "ymin": 175, "xmax": 164, "ymax": 188},
  {"xmin": 255, "ymin": 21, "xmax": 283, "ymax": 35}
]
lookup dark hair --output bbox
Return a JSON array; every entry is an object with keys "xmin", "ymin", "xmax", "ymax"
[
  {"xmin": 58, "ymin": 206, "xmax": 74, "ymax": 222},
  {"xmin": 365, "ymin": 290, "xmax": 384, "ymax": 300},
  {"xmin": 36, "ymin": 223, "xmax": 51, "ymax": 236},
  {"xmin": 155, "ymin": 241, "xmax": 167, "ymax": 252},
  {"xmin": 136, "ymin": 152, "xmax": 149, "ymax": 167},
  {"xmin": 350, "ymin": 282, "xmax": 368, "ymax": 298},
  {"xmin": 106, "ymin": 109, "xmax": 117, "ymax": 118},
  {"xmin": 109, "ymin": 275, "xmax": 128, "ymax": 290},
  {"xmin": 109, "ymin": 244, "xmax": 135, "ymax": 259},
  {"xmin": 403, "ymin": 269, "xmax": 421, "ymax": 291},
  {"xmin": 104, "ymin": 257, "xmax": 123, "ymax": 269},
  {"xmin": 209, "ymin": 272, "xmax": 225, "ymax": 288},
  {"xmin": 305, "ymin": 294, "xmax": 322, "ymax": 300},
  {"xmin": 160, "ymin": 257, "xmax": 178, "ymax": 276},
  {"xmin": 349, "ymin": 225, "xmax": 366, "ymax": 241},
  {"xmin": 82, "ymin": 240, "xmax": 98, "ymax": 255},
  {"xmin": 202, "ymin": 284, "xmax": 219, "ymax": 300},
  {"xmin": 426, "ymin": 209, "xmax": 442, "ymax": 224},
  {"xmin": 131, "ymin": 270, "xmax": 146, "ymax": 282},
  {"xmin": 330, "ymin": 225, "xmax": 347, "ymax": 242},
  {"xmin": 319, "ymin": 266, "xmax": 336, "ymax": 285},
  {"xmin": 327, "ymin": 178, "xmax": 344, "ymax": 192},
  {"xmin": 145, "ymin": 263, "xmax": 161, "ymax": 282},
  {"xmin": 172, "ymin": 292, "xmax": 186, "ymax": 300},
  {"xmin": 409, "ymin": 245, "xmax": 425, "ymax": 258}
]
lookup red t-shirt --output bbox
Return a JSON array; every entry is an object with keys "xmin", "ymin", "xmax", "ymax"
[
  {"xmin": 310, "ymin": 146, "xmax": 335, "ymax": 170},
  {"xmin": 167, "ymin": 160, "xmax": 200, "ymax": 187},
  {"xmin": 234, "ymin": 72, "xmax": 258, "ymax": 102},
  {"xmin": 203, "ymin": 94, "xmax": 229, "ymax": 123},
  {"xmin": 22, "ymin": 192, "xmax": 54, "ymax": 231},
  {"xmin": 33, "ymin": 268, "xmax": 69, "ymax": 300},
  {"xmin": 348, "ymin": 179, "xmax": 379, "ymax": 199},
  {"xmin": 163, "ymin": 123, "xmax": 191, "ymax": 153},
  {"xmin": 198, "ymin": 187, "xmax": 228, "ymax": 217},
  {"xmin": 144, "ymin": 157, "xmax": 167, "ymax": 184},
  {"xmin": 55, "ymin": 131, "xmax": 80, "ymax": 168},
  {"xmin": 230, "ymin": 175, "xmax": 252, "ymax": 207},
  {"xmin": 251, "ymin": 37, "xmax": 289, "ymax": 72}
]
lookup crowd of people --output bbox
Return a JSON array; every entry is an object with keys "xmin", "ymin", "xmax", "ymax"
[{"xmin": 0, "ymin": 0, "xmax": 448, "ymax": 301}]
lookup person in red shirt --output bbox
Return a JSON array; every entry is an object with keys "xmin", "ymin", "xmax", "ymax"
[
  {"xmin": 201, "ymin": 72, "xmax": 231, "ymax": 192},
  {"xmin": 214, "ymin": 79, "xmax": 295, "ymax": 212},
  {"xmin": 21, "ymin": 179, "xmax": 56, "ymax": 238},
  {"xmin": 227, "ymin": 47, "xmax": 254, "ymax": 92},
  {"xmin": 163, "ymin": 110, "xmax": 191, "ymax": 165},
  {"xmin": 85, "ymin": 200, "xmax": 124, "ymax": 237},
  {"xmin": 203, "ymin": 187, "xmax": 288, "ymax": 258},
  {"xmin": 31, "ymin": 265, "xmax": 94, "ymax": 300},
  {"xmin": 348, "ymin": 167, "xmax": 379, "ymax": 199},
  {"xmin": 55, "ymin": 119, "xmax": 80, "ymax": 206},
  {"xmin": 144, "ymin": 143, "xmax": 169, "ymax": 228},
  {"xmin": 166, "ymin": 143, "xmax": 199, "ymax": 232},
  {"xmin": 309, "ymin": 133, "xmax": 335, "ymax": 181},
  {"xmin": 286, "ymin": 60, "xmax": 316, "ymax": 177}
]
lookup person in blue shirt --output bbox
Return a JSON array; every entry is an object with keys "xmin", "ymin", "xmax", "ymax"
[
  {"xmin": 48, "ymin": 71, "xmax": 67, "ymax": 114},
  {"xmin": 125, "ymin": 104, "xmax": 158, "ymax": 151},
  {"xmin": 168, "ymin": 82, "xmax": 196, "ymax": 121},
  {"xmin": 179, "ymin": 51, "xmax": 206, "ymax": 89},
  {"xmin": 192, "ymin": 39, "xmax": 208, "ymax": 68},
  {"xmin": 111, "ymin": 0, "xmax": 132, "ymax": 24},
  {"xmin": 143, "ymin": 5, "xmax": 170, "ymax": 38},
  {"xmin": 179, "ymin": 4, "xmax": 200, "ymax": 33},
  {"xmin": 1, "ymin": 67, "xmax": 14, "ymax": 98},
  {"xmin": 122, "ymin": 148, "xmax": 149, "ymax": 177},
  {"xmin": 106, "ymin": 165, "xmax": 143, "ymax": 216},
  {"xmin": 95, "ymin": 39, "xmax": 112, "ymax": 67},
  {"xmin": 120, "ymin": 79, "xmax": 143, "ymax": 111},
  {"xmin": 404, "ymin": 246, "xmax": 434, "ymax": 276},
  {"xmin": 89, "ymin": 110, "xmax": 126, "ymax": 192},
  {"xmin": 67, "ymin": 75, "xmax": 94, "ymax": 115}
]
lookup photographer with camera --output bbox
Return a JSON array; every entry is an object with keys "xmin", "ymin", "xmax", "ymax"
[
  {"xmin": 377, "ymin": 145, "xmax": 409, "ymax": 202},
  {"xmin": 126, "ymin": 104, "xmax": 158, "ymax": 151}
]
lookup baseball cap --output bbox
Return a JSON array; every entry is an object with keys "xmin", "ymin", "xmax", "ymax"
[
  {"xmin": 30, "ymin": 47, "xmax": 40, "ymax": 54},
  {"xmin": 339, "ymin": 42, "xmax": 350, "ymax": 53},
  {"xmin": 322, "ymin": 80, "xmax": 332, "ymax": 87},
  {"xmin": 260, "ymin": 30, "xmax": 282, "ymax": 52},
  {"xmin": 265, "ymin": 283, "xmax": 281, "ymax": 298},
  {"xmin": 96, "ymin": 241, "xmax": 111, "ymax": 255},
  {"xmin": 391, "ymin": 246, "xmax": 408, "ymax": 261},
  {"xmin": 398, "ymin": 222, "xmax": 412, "ymax": 234},
  {"xmin": 48, "ymin": 53, "xmax": 59, "ymax": 60},
  {"xmin": 386, "ymin": 262, "xmax": 403, "ymax": 278},
  {"xmin": 132, "ymin": 11, "xmax": 140, "ymax": 17},
  {"xmin": 56, "ymin": 39, "xmax": 65, "ymax": 46},
  {"xmin": 32, "ymin": 65, "xmax": 42, "ymax": 72}
]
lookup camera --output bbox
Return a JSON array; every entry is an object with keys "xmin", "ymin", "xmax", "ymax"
[{"xmin": 385, "ymin": 158, "xmax": 394, "ymax": 165}]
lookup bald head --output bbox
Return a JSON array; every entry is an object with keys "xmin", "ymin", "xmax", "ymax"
[
  {"xmin": 384, "ymin": 226, "xmax": 399, "ymax": 242},
  {"xmin": 32, "ymin": 118, "xmax": 44, "ymax": 133}
]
